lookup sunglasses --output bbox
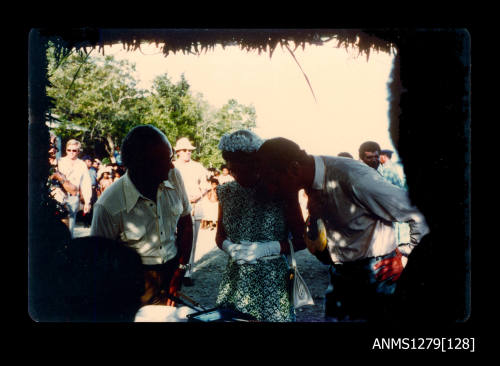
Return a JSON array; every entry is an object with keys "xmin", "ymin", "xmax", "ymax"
[
  {"xmin": 67, "ymin": 149, "xmax": 79, "ymax": 152},
  {"xmin": 178, "ymin": 149, "xmax": 191, "ymax": 152}
]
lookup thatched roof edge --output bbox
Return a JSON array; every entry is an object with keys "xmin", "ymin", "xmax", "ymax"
[{"xmin": 39, "ymin": 28, "xmax": 400, "ymax": 60}]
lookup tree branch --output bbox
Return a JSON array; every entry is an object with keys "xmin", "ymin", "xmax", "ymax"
[
  {"xmin": 284, "ymin": 43, "xmax": 317, "ymax": 103},
  {"xmin": 65, "ymin": 49, "xmax": 93, "ymax": 98}
]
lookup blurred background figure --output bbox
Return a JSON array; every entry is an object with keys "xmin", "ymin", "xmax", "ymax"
[
  {"xmin": 207, "ymin": 167, "xmax": 220, "ymax": 182},
  {"xmin": 82, "ymin": 155, "xmax": 97, "ymax": 188},
  {"xmin": 379, "ymin": 149, "xmax": 407, "ymax": 190},
  {"xmin": 173, "ymin": 137, "xmax": 209, "ymax": 287},
  {"xmin": 113, "ymin": 145, "xmax": 122, "ymax": 166},
  {"xmin": 97, "ymin": 166, "xmax": 114, "ymax": 197},
  {"xmin": 47, "ymin": 131, "xmax": 78, "ymax": 226},
  {"xmin": 217, "ymin": 164, "xmax": 234, "ymax": 185},
  {"xmin": 82, "ymin": 155, "xmax": 98, "ymax": 227},
  {"xmin": 201, "ymin": 177, "xmax": 219, "ymax": 230},
  {"xmin": 337, "ymin": 152, "xmax": 353, "ymax": 159},
  {"xmin": 113, "ymin": 170, "xmax": 122, "ymax": 182},
  {"xmin": 358, "ymin": 141, "xmax": 381, "ymax": 170},
  {"xmin": 92, "ymin": 158, "xmax": 101, "ymax": 172},
  {"xmin": 57, "ymin": 139, "xmax": 92, "ymax": 237}
]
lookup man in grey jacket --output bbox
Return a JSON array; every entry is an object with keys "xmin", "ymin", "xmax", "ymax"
[{"xmin": 256, "ymin": 137, "xmax": 429, "ymax": 321}]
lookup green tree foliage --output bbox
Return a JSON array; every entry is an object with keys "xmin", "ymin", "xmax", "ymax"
[
  {"xmin": 47, "ymin": 47, "xmax": 145, "ymax": 158},
  {"xmin": 196, "ymin": 98, "xmax": 256, "ymax": 168},
  {"xmin": 143, "ymin": 73, "xmax": 201, "ymax": 145},
  {"xmin": 46, "ymin": 45, "xmax": 257, "ymax": 168}
]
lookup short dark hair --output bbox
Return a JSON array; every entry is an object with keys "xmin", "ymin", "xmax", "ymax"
[
  {"xmin": 338, "ymin": 152, "xmax": 353, "ymax": 159},
  {"xmin": 121, "ymin": 125, "xmax": 170, "ymax": 168},
  {"xmin": 358, "ymin": 141, "xmax": 381, "ymax": 157},
  {"xmin": 256, "ymin": 137, "xmax": 309, "ymax": 172}
]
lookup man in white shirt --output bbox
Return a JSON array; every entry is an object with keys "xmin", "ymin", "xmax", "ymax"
[
  {"xmin": 91, "ymin": 125, "xmax": 193, "ymax": 307},
  {"xmin": 57, "ymin": 139, "xmax": 92, "ymax": 237},
  {"xmin": 173, "ymin": 137, "xmax": 209, "ymax": 286},
  {"xmin": 256, "ymin": 137, "xmax": 429, "ymax": 321}
]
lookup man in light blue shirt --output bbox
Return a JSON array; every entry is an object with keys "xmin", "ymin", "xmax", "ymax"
[{"xmin": 257, "ymin": 137, "xmax": 429, "ymax": 321}]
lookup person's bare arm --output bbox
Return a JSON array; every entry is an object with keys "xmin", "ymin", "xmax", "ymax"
[
  {"xmin": 175, "ymin": 214, "xmax": 193, "ymax": 267},
  {"xmin": 281, "ymin": 192, "xmax": 307, "ymax": 254},
  {"xmin": 166, "ymin": 213, "xmax": 193, "ymax": 306},
  {"xmin": 50, "ymin": 171, "xmax": 79, "ymax": 196}
]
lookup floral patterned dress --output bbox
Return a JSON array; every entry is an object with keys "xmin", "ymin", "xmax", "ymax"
[{"xmin": 215, "ymin": 181, "xmax": 295, "ymax": 322}]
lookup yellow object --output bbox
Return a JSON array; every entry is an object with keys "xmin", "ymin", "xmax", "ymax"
[{"xmin": 304, "ymin": 217, "xmax": 327, "ymax": 254}]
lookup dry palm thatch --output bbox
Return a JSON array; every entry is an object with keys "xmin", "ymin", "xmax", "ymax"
[{"xmin": 40, "ymin": 28, "xmax": 398, "ymax": 64}]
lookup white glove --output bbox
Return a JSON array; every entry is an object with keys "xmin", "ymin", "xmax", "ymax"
[
  {"xmin": 221, "ymin": 239, "xmax": 240, "ymax": 259},
  {"xmin": 233, "ymin": 240, "xmax": 281, "ymax": 264}
]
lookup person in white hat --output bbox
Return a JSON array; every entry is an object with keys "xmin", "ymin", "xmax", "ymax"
[
  {"xmin": 97, "ymin": 166, "xmax": 114, "ymax": 197},
  {"xmin": 173, "ymin": 137, "xmax": 210, "ymax": 286}
]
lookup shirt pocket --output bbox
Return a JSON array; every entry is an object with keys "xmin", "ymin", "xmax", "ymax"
[
  {"xmin": 165, "ymin": 190, "xmax": 185, "ymax": 217},
  {"xmin": 122, "ymin": 222, "xmax": 147, "ymax": 242},
  {"xmin": 168, "ymin": 198, "xmax": 184, "ymax": 217}
]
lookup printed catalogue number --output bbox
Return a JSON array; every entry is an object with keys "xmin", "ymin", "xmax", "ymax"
[{"xmin": 372, "ymin": 337, "xmax": 475, "ymax": 352}]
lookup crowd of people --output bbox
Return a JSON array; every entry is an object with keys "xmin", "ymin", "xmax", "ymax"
[
  {"xmin": 39, "ymin": 125, "xmax": 428, "ymax": 323},
  {"xmin": 48, "ymin": 132, "xmax": 127, "ymax": 235}
]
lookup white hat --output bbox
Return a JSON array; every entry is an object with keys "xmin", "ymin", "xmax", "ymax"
[
  {"xmin": 97, "ymin": 166, "xmax": 113, "ymax": 180},
  {"xmin": 175, "ymin": 137, "xmax": 196, "ymax": 151}
]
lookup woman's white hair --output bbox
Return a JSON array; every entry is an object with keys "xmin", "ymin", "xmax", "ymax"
[{"xmin": 218, "ymin": 129, "xmax": 264, "ymax": 153}]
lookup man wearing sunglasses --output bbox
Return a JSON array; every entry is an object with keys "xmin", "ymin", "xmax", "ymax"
[{"xmin": 57, "ymin": 139, "xmax": 93, "ymax": 237}]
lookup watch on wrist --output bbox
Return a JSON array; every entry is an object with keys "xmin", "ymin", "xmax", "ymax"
[{"xmin": 178, "ymin": 263, "xmax": 191, "ymax": 271}]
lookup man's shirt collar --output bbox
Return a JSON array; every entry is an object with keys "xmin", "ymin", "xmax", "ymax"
[
  {"xmin": 312, "ymin": 155, "xmax": 325, "ymax": 190},
  {"xmin": 123, "ymin": 171, "xmax": 176, "ymax": 213}
]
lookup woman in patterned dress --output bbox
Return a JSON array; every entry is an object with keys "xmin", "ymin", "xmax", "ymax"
[{"xmin": 214, "ymin": 130, "xmax": 306, "ymax": 322}]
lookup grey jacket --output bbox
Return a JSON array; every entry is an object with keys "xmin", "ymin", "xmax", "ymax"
[{"xmin": 309, "ymin": 156, "xmax": 429, "ymax": 263}]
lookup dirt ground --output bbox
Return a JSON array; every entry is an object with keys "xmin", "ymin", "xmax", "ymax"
[{"xmin": 74, "ymin": 222, "xmax": 331, "ymax": 322}]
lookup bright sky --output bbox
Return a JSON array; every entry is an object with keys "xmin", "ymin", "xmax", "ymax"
[{"xmin": 104, "ymin": 39, "xmax": 397, "ymax": 160}]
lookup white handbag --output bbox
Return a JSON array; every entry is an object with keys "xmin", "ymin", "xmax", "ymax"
[{"xmin": 288, "ymin": 240, "xmax": 314, "ymax": 308}]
